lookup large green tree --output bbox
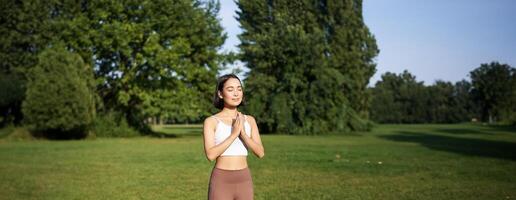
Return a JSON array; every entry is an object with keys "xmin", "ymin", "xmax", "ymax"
[
  {"xmin": 0, "ymin": 0, "xmax": 56, "ymax": 126},
  {"xmin": 1, "ymin": 0, "xmax": 227, "ymax": 132},
  {"xmin": 81, "ymin": 0, "xmax": 226, "ymax": 129},
  {"xmin": 470, "ymin": 62, "xmax": 515, "ymax": 124},
  {"xmin": 321, "ymin": 0, "xmax": 379, "ymax": 120},
  {"xmin": 237, "ymin": 0, "xmax": 378, "ymax": 134}
]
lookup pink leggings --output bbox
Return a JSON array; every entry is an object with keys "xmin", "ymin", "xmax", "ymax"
[{"xmin": 208, "ymin": 167, "xmax": 254, "ymax": 200}]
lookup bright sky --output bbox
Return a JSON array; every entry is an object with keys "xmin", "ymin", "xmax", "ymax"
[{"xmin": 218, "ymin": 0, "xmax": 516, "ymax": 86}]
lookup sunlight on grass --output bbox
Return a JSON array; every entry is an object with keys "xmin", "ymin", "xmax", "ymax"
[{"xmin": 1, "ymin": 123, "xmax": 515, "ymax": 199}]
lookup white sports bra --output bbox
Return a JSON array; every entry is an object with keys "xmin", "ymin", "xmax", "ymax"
[{"xmin": 212, "ymin": 115, "xmax": 251, "ymax": 156}]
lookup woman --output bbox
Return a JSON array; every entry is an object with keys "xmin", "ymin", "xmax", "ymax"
[{"xmin": 203, "ymin": 74, "xmax": 265, "ymax": 200}]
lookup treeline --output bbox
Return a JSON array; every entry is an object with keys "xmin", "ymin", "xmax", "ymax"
[
  {"xmin": 1, "ymin": 0, "xmax": 512, "ymax": 138},
  {"xmin": 1, "ymin": 0, "xmax": 380, "ymax": 137},
  {"xmin": 370, "ymin": 62, "xmax": 516, "ymax": 125},
  {"xmin": 0, "ymin": 0, "xmax": 227, "ymax": 138}
]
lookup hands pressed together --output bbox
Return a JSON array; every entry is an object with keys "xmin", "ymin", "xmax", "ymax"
[{"xmin": 230, "ymin": 112, "xmax": 248, "ymax": 138}]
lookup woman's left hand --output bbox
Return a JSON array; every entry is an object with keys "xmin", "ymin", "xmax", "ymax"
[{"xmin": 238, "ymin": 112, "xmax": 247, "ymax": 137}]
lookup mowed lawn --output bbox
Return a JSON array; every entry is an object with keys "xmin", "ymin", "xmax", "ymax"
[{"xmin": 1, "ymin": 123, "xmax": 515, "ymax": 199}]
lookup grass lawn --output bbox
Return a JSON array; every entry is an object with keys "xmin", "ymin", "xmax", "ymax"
[{"xmin": 0, "ymin": 123, "xmax": 515, "ymax": 199}]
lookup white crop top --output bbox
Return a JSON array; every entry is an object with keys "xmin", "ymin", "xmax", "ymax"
[{"xmin": 212, "ymin": 115, "xmax": 251, "ymax": 156}]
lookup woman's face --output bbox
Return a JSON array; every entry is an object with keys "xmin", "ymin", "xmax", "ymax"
[{"xmin": 219, "ymin": 78, "xmax": 243, "ymax": 108}]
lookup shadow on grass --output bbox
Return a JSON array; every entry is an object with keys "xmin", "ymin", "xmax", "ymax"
[
  {"xmin": 379, "ymin": 131, "xmax": 516, "ymax": 161},
  {"xmin": 434, "ymin": 128, "xmax": 490, "ymax": 135},
  {"xmin": 487, "ymin": 124, "xmax": 516, "ymax": 133},
  {"xmin": 30, "ymin": 128, "xmax": 89, "ymax": 140},
  {"xmin": 435, "ymin": 124, "xmax": 516, "ymax": 135}
]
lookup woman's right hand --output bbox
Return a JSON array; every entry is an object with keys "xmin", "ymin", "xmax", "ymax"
[{"xmin": 231, "ymin": 113, "xmax": 242, "ymax": 137}]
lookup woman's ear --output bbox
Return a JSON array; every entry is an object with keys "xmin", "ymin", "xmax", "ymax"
[{"xmin": 218, "ymin": 91, "xmax": 223, "ymax": 99}]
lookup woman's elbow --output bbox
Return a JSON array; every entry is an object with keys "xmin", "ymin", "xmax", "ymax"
[
  {"xmin": 257, "ymin": 152, "xmax": 265, "ymax": 159},
  {"xmin": 206, "ymin": 153, "xmax": 216, "ymax": 162}
]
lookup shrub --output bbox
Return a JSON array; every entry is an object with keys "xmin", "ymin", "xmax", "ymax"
[
  {"xmin": 22, "ymin": 46, "xmax": 95, "ymax": 139},
  {"xmin": 93, "ymin": 111, "xmax": 140, "ymax": 138}
]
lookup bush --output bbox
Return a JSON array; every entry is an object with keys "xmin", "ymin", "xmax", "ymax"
[
  {"xmin": 0, "ymin": 125, "xmax": 15, "ymax": 139},
  {"xmin": 5, "ymin": 126, "xmax": 35, "ymax": 141},
  {"xmin": 21, "ymin": 46, "xmax": 96, "ymax": 139},
  {"xmin": 93, "ymin": 111, "xmax": 140, "ymax": 137}
]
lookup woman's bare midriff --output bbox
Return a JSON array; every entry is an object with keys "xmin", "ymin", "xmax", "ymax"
[{"xmin": 215, "ymin": 156, "xmax": 248, "ymax": 170}]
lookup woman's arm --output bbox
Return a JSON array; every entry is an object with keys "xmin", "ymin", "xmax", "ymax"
[
  {"xmin": 239, "ymin": 115, "xmax": 265, "ymax": 158},
  {"xmin": 203, "ymin": 117, "xmax": 241, "ymax": 161}
]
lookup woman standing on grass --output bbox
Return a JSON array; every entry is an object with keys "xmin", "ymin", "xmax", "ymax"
[{"xmin": 203, "ymin": 74, "xmax": 265, "ymax": 200}]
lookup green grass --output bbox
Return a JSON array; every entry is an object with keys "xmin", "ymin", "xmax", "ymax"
[{"xmin": 1, "ymin": 123, "xmax": 515, "ymax": 199}]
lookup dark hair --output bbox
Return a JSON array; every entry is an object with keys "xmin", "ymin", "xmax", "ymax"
[{"xmin": 213, "ymin": 74, "xmax": 246, "ymax": 109}]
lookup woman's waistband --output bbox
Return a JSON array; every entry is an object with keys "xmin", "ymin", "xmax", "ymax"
[{"xmin": 210, "ymin": 167, "xmax": 252, "ymax": 183}]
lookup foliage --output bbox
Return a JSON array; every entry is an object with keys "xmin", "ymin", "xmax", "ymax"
[
  {"xmin": 0, "ymin": 0, "xmax": 54, "ymax": 126},
  {"xmin": 370, "ymin": 70, "xmax": 478, "ymax": 124},
  {"xmin": 0, "ymin": 124, "xmax": 15, "ymax": 138},
  {"xmin": 21, "ymin": 46, "xmax": 95, "ymax": 139},
  {"xmin": 506, "ymin": 72, "xmax": 516, "ymax": 125},
  {"xmin": 0, "ymin": 72, "xmax": 25, "ymax": 126},
  {"xmin": 1, "ymin": 0, "xmax": 227, "ymax": 134},
  {"xmin": 470, "ymin": 62, "xmax": 515, "ymax": 124},
  {"xmin": 370, "ymin": 63, "xmax": 515, "ymax": 125},
  {"xmin": 238, "ymin": 0, "xmax": 378, "ymax": 134},
  {"xmin": 93, "ymin": 111, "xmax": 140, "ymax": 137}
]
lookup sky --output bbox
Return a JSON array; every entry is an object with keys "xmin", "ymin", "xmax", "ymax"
[{"xmin": 217, "ymin": 0, "xmax": 516, "ymax": 86}]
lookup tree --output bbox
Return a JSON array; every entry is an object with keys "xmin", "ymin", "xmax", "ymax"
[
  {"xmin": 370, "ymin": 68, "xmax": 509, "ymax": 124},
  {"xmin": 507, "ymin": 72, "xmax": 516, "ymax": 125},
  {"xmin": 0, "ymin": 0, "xmax": 56, "ymax": 126},
  {"xmin": 370, "ymin": 70, "xmax": 427, "ymax": 123},
  {"xmin": 237, "ymin": 0, "xmax": 378, "ymax": 134},
  {"xmin": 69, "ymin": 0, "xmax": 226, "ymax": 130},
  {"xmin": 453, "ymin": 80, "xmax": 478, "ymax": 122},
  {"xmin": 427, "ymin": 80, "xmax": 464, "ymax": 123},
  {"xmin": 22, "ymin": 46, "xmax": 96, "ymax": 139},
  {"xmin": 2, "ymin": 0, "xmax": 227, "ymax": 133},
  {"xmin": 470, "ymin": 62, "xmax": 515, "ymax": 123},
  {"xmin": 321, "ymin": 0, "xmax": 379, "ymax": 120},
  {"xmin": 0, "ymin": 72, "xmax": 25, "ymax": 126}
]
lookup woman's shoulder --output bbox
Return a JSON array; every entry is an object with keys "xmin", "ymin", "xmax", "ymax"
[
  {"xmin": 203, "ymin": 115, "xmax": 219, "ymax": 125},
  {"xmin": 243, "ymin": 114, "xmax": 256, "ymax": 123}
]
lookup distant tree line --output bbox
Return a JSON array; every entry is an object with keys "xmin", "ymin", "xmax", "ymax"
[
  {"xmin": 1, "ymin": 0, "xmax": 513, "ymax": 138},
  {"xmin": 369, "ymin": 62, "xmax": 516, "ymax": 125}
]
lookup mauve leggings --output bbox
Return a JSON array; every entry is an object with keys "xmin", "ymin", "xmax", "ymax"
[{"xmin": 208, "ymin": 167, "xmax": 253, "ymax": 200}]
